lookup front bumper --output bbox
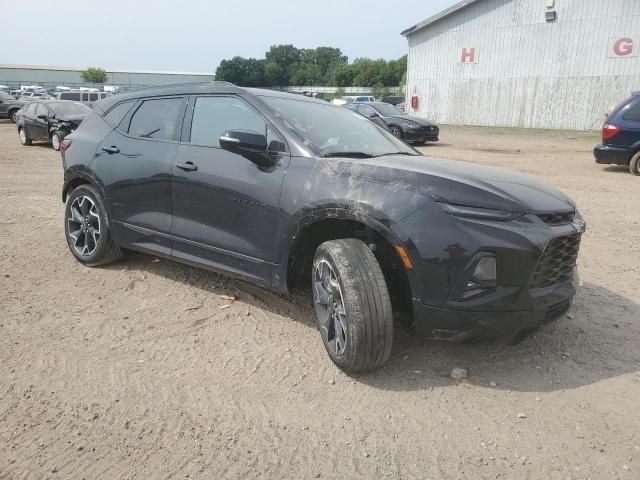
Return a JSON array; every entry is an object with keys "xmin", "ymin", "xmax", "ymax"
[
  {"xmin": 396, "ymin": 204, "xmax": 584, "ymax": 343},
  {"xmin": 412, "ymin": 275, "xmax": 576, "ymax": 343},
  {"xmin": 404, "ymin": 125, "xmax": 439, "ymax": 142},
  {"xmin": 593, "ymin": 143, "xmax": 634, "ymax": 165}
]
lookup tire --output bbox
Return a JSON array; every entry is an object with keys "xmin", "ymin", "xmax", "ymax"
[
  {"xmin": 51, "ymin": 131, "xmax": 62, "ymax": 151},
  {"xmin": 629, "ymin": 152, "xmax": 640, "ymax": 176},
  {"xmin": 390, "ymin": 126, "xmax": 403, "ymax": 138},
  {"xmin": 9, "ymin": 110, "xmax": 18, "ymax": 123},
  {"xmin": 64, "ymin": 184, "xmax": 121, "ymax": 266},
  {"xmin": 312, "ymin": 239, "xmax": 393, "ymax": 372},
  {"xmin": 18, "ymin": 128, "xmax": 32, "ymax": 146}
]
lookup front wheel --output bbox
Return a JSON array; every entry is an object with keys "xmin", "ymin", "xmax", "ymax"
[
  {"xmin": 51, "ymin": 131, "xmax": 63, "ymax": 151},
  {"xmin": 64, "ymin": 185, "xmax": 122, "ymax": 266},
  {"xmin": 18, "ymin": 128, "xmax": 32, "ymax": 146},
  {"xmin": 629, "ymin": 152, "xmax": 640, "ymax": 176},
  {"xmin": 312, "ymin": 239, "xmax": 393, "ymax": 372},
  {"xmin": 390, "ymin": 126, "xmax": 403, "ymax": 138}
]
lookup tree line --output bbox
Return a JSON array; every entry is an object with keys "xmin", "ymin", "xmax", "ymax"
[{"xmin": 215, "ymin": 44, "xmax": 407, "ymax": 88}]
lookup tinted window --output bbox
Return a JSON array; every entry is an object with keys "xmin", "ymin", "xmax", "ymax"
[
  {"xmin": 128, "ymin": 97, "xmax": 183, "ymax": 141},
  {"xmin": 61, "ymin": 92, "xmax": 81, "ymax": 101},
  {"xmin": 49, "ymin": 102, "xmax": 91, "ymax": 116},
  {"xmin": 89, "ymin": 93, "xmax": 99, "ymax": 101},
  {"xmin": 81, "ymin": 93, "xmax": 88, "ymax": 101},
  {"xmin": 358, "ymin": 105, "xmax": 376, "ymax": 116},
  {"xmin": 623, "ymin": 102, "xmax": 640, "ymax": 122},
  {"xmin": 104, "ymin": 101, "xmax": 135, "ymax": 128},
  {"xmin": 25, "ymin": 103, "xmax": 36, "ymax": 115},
  {"xmin": 190, "ymin": 96, "xmax": 266, "ymax": 147},
  {"xmin": 35, "ymin": 103, "xmax": 48, "ymax": 117}
]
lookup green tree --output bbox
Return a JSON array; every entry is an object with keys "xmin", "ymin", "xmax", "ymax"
[
  {"xmin": 265, "ymin": 44, "xmax": 301, "ymax": 85},
  {"xmin": 81, "ymin": 67, "xmax": 107, "ymax": 83},
  {"xmin": 215, "ymin": 57, "xmax": 265, "ymax": 87},
  {"xmin": 264, "ymin": 62, "xmax": 284, "ymax": 86}
]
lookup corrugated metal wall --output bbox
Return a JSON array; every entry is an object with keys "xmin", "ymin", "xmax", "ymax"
[
  {"xmin": 0, "ymin": 67, "xmax": 213, "ymax": 89},
  {"xmin": 405, "ymin": 0, "xmax": 640, "ymax": 130}
]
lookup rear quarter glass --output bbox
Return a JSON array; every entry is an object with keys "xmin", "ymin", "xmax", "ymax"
[{"xmin": 609, "ymin": 96, "xmax": 638, "ymax": 119}]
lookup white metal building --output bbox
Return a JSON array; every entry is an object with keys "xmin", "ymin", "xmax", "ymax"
[{"xmin": 402, "ymin": 0, "xmax": 640, "ymax": 130}]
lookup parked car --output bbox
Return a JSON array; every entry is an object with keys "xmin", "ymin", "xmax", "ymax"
[
  {"xmin": 55, "ymin": 90, "xmax": 110, "ymax": 107},
  {"xmin": 17, "ymin": 100, "xmax": 91, "ymax": 150},
  {"xmin": 593, "ymin": 93, "xmax": 640, "ymax": 175},
  {"xmin": 346, "ymin": 101, "xmax": 439, "ymax": 145},
  {"xmin": 380, "ymin": 96, "xmax": 405, "ymax": 106},
  {"xmin": 60, "ymin": 83, "xmax": 584, "ymax": 372},
  {"xmin": 332, "ymin": 95, "xmax": 375, "ymax": 106},
  {"xmin": 0, "ymin": 91, "xmax": 28, "ymax": 123}
]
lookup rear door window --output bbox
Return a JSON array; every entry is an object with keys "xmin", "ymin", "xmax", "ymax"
[
  {"xmin": 623, "ymin": 102, "xmax": 640, "ymax": 122},
  {"xmin": 89, "ymin": 93, "xmax": 99, "ymax": 101},
  {"xmin": 103, "ymin": 100, "xmax": 136, "ymax": 128},
  {"xmin": 189, "ymin": 96, "xmax": 266, "ymax": 147},
  {"xmin": 61, "ymin": 92, "xmax": 81, "ymax": 101},
  {"xmin": 128, "ymin": 97, "xmax": 184, "ymax": 141}
]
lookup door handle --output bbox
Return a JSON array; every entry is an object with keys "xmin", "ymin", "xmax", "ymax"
[
  {"xmin": 176, "ymin": 161, "xmax": 198, "ymax": 172},
  {"xmin": 101, "ymin": 145, "xmax": 120, "ymax": 154}
]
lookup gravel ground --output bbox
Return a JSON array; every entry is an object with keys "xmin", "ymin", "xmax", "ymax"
[{"xmin": 1, "ymin": 121, "xmax": 639, "ymax": 480}]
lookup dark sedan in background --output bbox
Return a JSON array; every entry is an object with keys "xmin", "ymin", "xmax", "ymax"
[
  {"xmin": 346, "ymin": 101, "xmax": 439, "ymax": 145},
  {"xmin": 0, "ymin": 91, "xmax": 28, "ymax": 123},
  {"xmin": 17, "ymin": 100, "xmax": 92, "ymax": 150}
]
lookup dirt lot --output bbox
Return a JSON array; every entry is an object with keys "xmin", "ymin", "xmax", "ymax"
[{"xmin": 1, "ymin": 121, "xmax": 639, "ymax": 480}]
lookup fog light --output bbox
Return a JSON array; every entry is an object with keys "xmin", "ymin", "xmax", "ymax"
[
  {"xmin": 462, "ymin": 256, "xmax": 497, "ymax": 299},
  {"xmin": 471, "ymin": 256, "xmax": 496, "ymax": 282}
]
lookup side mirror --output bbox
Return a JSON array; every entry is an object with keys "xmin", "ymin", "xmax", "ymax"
[
  {"xmin": 37, "ymin": 114, "xmax": 48, "ymax": 120},
  {"xmin": 368, "ymin": 112, "xmax": 379, "ymax": 118},
  {"xmin": 220, "ymin": 130, "xmax": 275, "ymax": 167}
]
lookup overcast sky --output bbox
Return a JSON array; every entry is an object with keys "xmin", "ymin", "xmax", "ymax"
[{"xmin": 6, "ymin": 0, "xmax": 458, "ymax": 73}]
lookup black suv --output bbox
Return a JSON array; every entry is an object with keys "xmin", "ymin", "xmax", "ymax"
[
  {"xmin": 594, "ymin": 93, "xmax": 640, "ymax": 175},
  {"xmin": 61, "ymin": 82, "xmax": 585, "ymax": 372}
]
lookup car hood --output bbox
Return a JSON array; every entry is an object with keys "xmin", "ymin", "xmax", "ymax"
[
  {"xmin": 56, "ymin": 114, "xmax": 88, "ymax": 125},
  {"xmin": 327, "ymin": 155, "xmax": 576, "ymax": 214},
  {"xmin": 384, "ymin": 115, "xmax": 434, "ymax": 127}
]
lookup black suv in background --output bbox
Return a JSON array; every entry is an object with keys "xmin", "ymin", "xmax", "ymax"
[
  {"xmin": 61, "ymin": 82, "xmax": 584, "ymax": 372},
  {"xmin": 594, "ymin": 93, "xmax": 640, "ymax": 175}
]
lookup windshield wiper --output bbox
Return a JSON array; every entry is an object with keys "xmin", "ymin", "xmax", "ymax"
[
  {"xmin": 373, "ymin": 152, "xmax": 419, "ymax": 157},
  {"xmin": 321, "ymin": 151, "xmax": 375, "ymax": 158}
]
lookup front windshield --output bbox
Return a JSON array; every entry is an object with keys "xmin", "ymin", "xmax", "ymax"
[
  {"xmin": 49, "ymin": 102, "xmax": 91, "ymax": 116},
  {"xmin": 372, "ymin": 103, "xmax": 405, "ymax": 117},
  {"xmin": 261, "ymin": 96, "xmax": 417, "ymax": 157}
]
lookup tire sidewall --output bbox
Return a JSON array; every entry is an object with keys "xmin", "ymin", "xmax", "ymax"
[
  {"xmin": 64, "ymin": 185, "xmax": 112, "ymax": 265},
  {"xmin": 10, "ymin": 110, "xmax": 17, "ymax": 123},
  {"xmin": 51, "ymin": 132, "xmax": 62, "ymax": 151},
  {"xmin": 312, "ymin": 244, "xmax": 363, "ymax": 371},
  {"xmin": 630, "ymin": 152, "xmax": 640, "ymax": 176},
  {"xmin": 18, "ymin": 128, "xmax": 29, "ymax": 145}
]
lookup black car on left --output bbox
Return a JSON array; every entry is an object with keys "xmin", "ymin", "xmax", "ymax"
[
  {"xmin": 17, "ymin": 100, "xmax": 92, "ymax": 150},
  {"xmin": 346, "ymin": 101, "xmax": 439, "ymax": 145}
]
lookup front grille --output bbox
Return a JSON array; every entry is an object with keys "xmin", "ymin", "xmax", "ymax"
[
  {"xmin": 537, "ymin": 211, "xmax": 575, "ymax": 225},
  {"xmin": 530, "ymin": 233, "xmax": 581, "ymax": 289}
]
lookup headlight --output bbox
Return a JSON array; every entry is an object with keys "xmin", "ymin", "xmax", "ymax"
[
  {"xmin": 400, "ymin": 120, "xmax": 420, "ymax": 129},
  {"xmin": 438, "ymin": 203, "xmax": 524, "ymax": 221}
]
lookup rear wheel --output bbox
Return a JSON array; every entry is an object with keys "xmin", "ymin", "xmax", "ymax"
[
  {"xmin": 18, "ymin": 128, "xmax": 31, "ymax": 146},
  {"xmin": 51, "ymin": 132, "xmax": 62, "ymax": 151},
  {"xmin": 64, "ymin": 185, "xmax": 121, "ymax": 266},
  {"xmin": 9, "ymin": 110, "xmax": 18, "ymax": 123},
  {"xmin": 629, "ymin": 152, "xmax": 640, "ymax": 176},
  {"xmin": 312, "ymin": 239, "xmax": 393, "ymax": 372}
]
